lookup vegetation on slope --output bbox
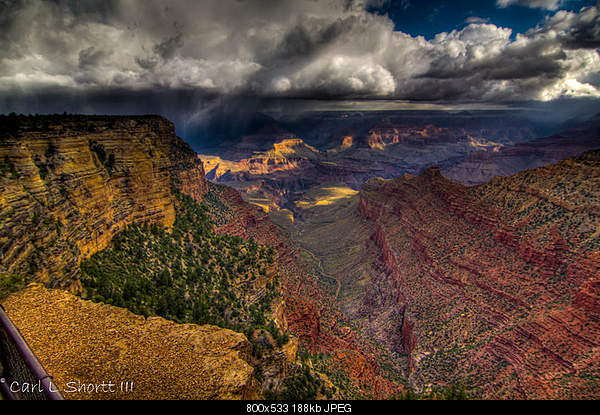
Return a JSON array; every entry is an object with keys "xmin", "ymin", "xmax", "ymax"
[
  {"xmin": 393, "ymin": 384, "xmax": 468, "ymax": 400},
  {"xmin": 0, "ymin": 273, "xmax": 25, "ymax": 300},
  {"xmin": 265, "ymin": 365, "xmax": 332, "ymax": 400},
  {"xmin": 80, "ymin": 188, "xmax": 285, "ymax": 350},
  {"xmin": 78, "ymin": 187, "xmax": 341, "ymax": 399}
]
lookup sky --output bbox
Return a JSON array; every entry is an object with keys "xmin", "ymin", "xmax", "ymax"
[
  {"xmin": 371, "ymin": 0, "xmax": 599, "ymax": 39},
  {"xmin": 1, "ymin": 0, "xmax": 600, "ymax": 130}
]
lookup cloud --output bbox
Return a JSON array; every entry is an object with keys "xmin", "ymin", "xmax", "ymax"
[
  {"xmin": 496, "ymin": 0, "xmax": 564, "ymax": 10},
  {"xmin": 538, "ymin": 6, "xmax": 600, "ymax": 49},
  {"xmin": 364, "ymin": 0, "xmax": 410, "ymax": 10},
  {"xmin": 0, "ymin": 0, "xmax": 599, "ymax": 107},
  {"xmin": 465, "ymin": 17, "xmax": 491, "ymax": 25}
]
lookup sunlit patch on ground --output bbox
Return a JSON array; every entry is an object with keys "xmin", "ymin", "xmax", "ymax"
[
  {"xmin": 468, "ymin": 137, "xmax": 504, "ymax": 151},
  {"xmin": 295, "ymin": 185, "xmax": 359, "ymax": 209},
  {"xmin": 247, "ymin": 199, "xmax": 295, "ymax": 226},
  {"xmin": 279, "ymin": 208, "xmax": 295, "ymax": 223},
  {"xmin": 247, "ymin": 197, "xmax": 273, "ymax": 213}
]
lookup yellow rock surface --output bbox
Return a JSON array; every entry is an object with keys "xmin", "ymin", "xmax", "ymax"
[{"xmin": 3, "ymin": 284, "xmax": 259, "ymax": 400}]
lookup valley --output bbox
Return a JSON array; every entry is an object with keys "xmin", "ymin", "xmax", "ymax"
[
  {"xmin": 198, "ymin": 110, "xmax": 600, "ymax": 399},
  {"xmin": 1, "ymin": 112, "xmax": 599, "ymax": 400}
]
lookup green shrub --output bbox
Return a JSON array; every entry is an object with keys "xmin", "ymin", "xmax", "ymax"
[{"xmin": 0, "ymin": 274, "xmax": 25, "ymax": 300}]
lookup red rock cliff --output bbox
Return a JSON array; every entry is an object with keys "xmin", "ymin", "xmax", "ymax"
[{"xmin": 358, "ymin": 151, "xmax": 600, "ymax": 399}]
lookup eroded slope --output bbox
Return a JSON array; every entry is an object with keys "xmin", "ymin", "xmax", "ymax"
[
  {"xmin": 0, "ymin": 115, "xmax": 207, "ymax": 291},
  {"xmin": 358, "ymin": 151, "xmax": 600, "ymax": 398}
]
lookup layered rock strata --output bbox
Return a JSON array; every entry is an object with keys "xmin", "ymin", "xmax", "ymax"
[
  {"xmin": 358, "ymin": 151, "xmax": 600, "ymax": 399},
  {"xmin": 0, "ymin": 115, "xmax": 207, "ymax": 290}
]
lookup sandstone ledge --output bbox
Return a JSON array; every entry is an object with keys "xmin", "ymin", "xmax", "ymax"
[{"xmin": 2, "ymin": 284, "xmax": 259, "ymax": 400}]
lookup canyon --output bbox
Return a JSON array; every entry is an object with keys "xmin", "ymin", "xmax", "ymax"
[
  {"xmin": 198, "ymin": 111, "xmax": 600, "ymax": 398},
  {"xmin": 1, "ymin": 112, "xmax": 599, "ymax": 399},
  {"xmin": 0, "ymin": 114, "xmax": 403, "ymax": 399},
  {"xmin": 199, "ymin": 112, "xmax": 600, "ymax": 224},
  {"xmin": 295, "ymin": 151, "xmax": 600, "ymax": 399}
]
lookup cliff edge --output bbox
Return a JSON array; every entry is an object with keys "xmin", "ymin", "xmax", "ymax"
[{"xmin": 0, "ymin": 115, "xmax": 207, "ymax": 291}]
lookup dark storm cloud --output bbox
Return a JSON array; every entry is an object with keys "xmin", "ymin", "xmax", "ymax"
[
  {"xmin": 539, "ymin": 5, "xmax": 600, "ymax": 49},
  {"xmin": 153, "ymin": 32, "xmax": 185, "ymax": 60},
  {"xmin": 424, "ymin": 36, "xmax": 566, "ymax": 81},
  {"xmin": 78, "ymin": 47, "xmax": 111, "ymax": 68},
  {"xmin": 0, "ymin": 0, "xmax": 599, "ymax": 105}
]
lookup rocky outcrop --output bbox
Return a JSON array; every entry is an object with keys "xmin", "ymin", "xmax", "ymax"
[
  {"xmin": 2, "ymin": 283, "xmax": 259, "ymax": 400},
  {"xmin": 204, "ymin": 155, "xmax": 312, "ymax": 182},
  {"xmin": 0, "ymin": 115, "xmax": 207, "ymax": 290},
  {"xmin": 365, "ymin": 125, "xmax": 456, "ymax": 149},
  {"xmin": 358, "ymin": 151, "xmax": 600, "ymax": 399},
  {"xmin": 201, "ymin": 115, "xmax": 545, "ymax": 217},
  {"xmin": 339, "ymin": 136, "xmax": 354, "ymax": 151},
  {"xmin": 364, "ymin": 121, "xmax": 533, "ymax": 150},
  {"xmin": 202, "ymin": 138, "xmax": 320, "ymax": 182},
  {"xmin": 443, "ymin": 120, "xmax": 600, "ymax": 185}
]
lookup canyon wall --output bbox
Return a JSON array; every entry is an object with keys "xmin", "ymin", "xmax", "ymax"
[
  {"xmin": 443, "ymin": 119, "xmax": 600, "ymax": 185},
  {"xmin": 208, "ymin": 183, "xmax": 403, "ymax": 398},
  {"xmin": 0, "ymin": 115, "xmax": 207, "ymax": 290},
  {"xmin": 358, "ymin": 151, "xmax": 600, "ymax": 399}
]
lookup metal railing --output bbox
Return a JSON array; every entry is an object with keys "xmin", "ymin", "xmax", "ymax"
[{"xmin": 0, "ymin": 304, "xmax": 64, "ymax": 400}]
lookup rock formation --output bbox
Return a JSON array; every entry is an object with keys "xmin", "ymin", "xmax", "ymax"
[
  {"xmin": 0, "ymin": 115, "xmax": 207, "ymax": 291},
  {"xmin": 199, "ymin": 112, "xmax": 549, "ymax": 218},
  {"xmin": 357, "ymin": 151, "xmax": 600, "ymax": 399},
  {"xmin": 203, "ymin": 139, "xmax": 319, "ymax": 182},
  {"xmin": 443, "ymin": 117, "xmax": 600, "ymax": 185}
]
